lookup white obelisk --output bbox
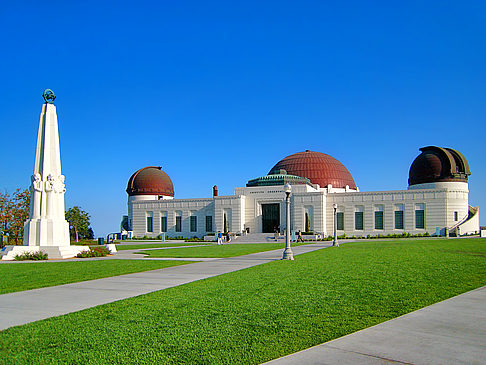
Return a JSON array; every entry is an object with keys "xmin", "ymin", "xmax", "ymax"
[
  {"xmin": 23, "ymin": 96, "xmax": 70, "ymax": 246},
  {"xmin": 1, "ymin": 90, "xmax": 88, "ymax": 260}
]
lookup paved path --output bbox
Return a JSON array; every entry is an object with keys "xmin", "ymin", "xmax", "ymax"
[
  {"xmin": 0, "ymin": 243, "xmax": 331, "ymax": 330},
  {"xmin": 264, "ymin": 285, "xmax": 486, "ymax": 365}
]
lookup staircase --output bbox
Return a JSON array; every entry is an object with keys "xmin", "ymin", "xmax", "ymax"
[
  {"xmin": 448, "ymin": 205, "xmax": 480, "ymax": 235},
  {"xmin": 232, "ymin": 233, "xmax": 285, "ymax": 244}
]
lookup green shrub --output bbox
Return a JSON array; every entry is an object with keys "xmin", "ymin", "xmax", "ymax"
[
  {"xmin": 185, "ymin": 237, "xmax": 205, "ymax": 242},
  {"xmin": 76, "ymin": 246, "xmax": 111, "ymax": 258},
  {"xmin": 14, "ymin": 251, "xmax": 48, "ymax": 261}
]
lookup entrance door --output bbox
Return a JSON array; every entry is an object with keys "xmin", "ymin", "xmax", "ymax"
[{"xmin": 262, "ymin": 204, "xmax": 280, "ymax": 233}]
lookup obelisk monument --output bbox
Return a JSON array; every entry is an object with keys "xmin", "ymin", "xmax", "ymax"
[
  {"xmin": 23, "ymin": 89, "xmax": 71, "ymax": 246},
  {"xmin": 1, "ymin": 90, "xmax": 88, "ymax": 260}
]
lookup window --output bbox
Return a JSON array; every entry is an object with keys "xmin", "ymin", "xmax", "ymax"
[
  {"xmin": 415, "ymin": 204, "xmax": 425, "ymax": 229},
  {"xmin": 146, "ymin": 212, "xmax": 153, "ymax": 233},
  {"xmin": 395, "ymin": 204, "xmax": 404, "ymax": 229},
  {"xmin": 355, "ymin": 212, "xmax": 363, "ymax": 230},
  {"xmin": 454, "ymin": 211, "xmax": 458, "ymax": 221},
  {"xmin": 161, "ymin": 216, "xmax": 167, "ymax": 232},
  {"xmin": 336, "ymin": 212, "xmax": 344, "ymax": 230},
  {"xmin": 206, "ymin": 216, "xmax": 213, "ymax": 232},
  {"xmin": 223, "ymin": 209, "xmax": 232, "ymax": 232},
  {"xmin": 395, "ymin": 211, "xmax": 404, "ymax": 229},
  {"xmin": 375, "ymin": 212, "xmax": 383, "ymax": 230},
  {"xmin": 190, "ymin": 216, "xmax": 197, "ymax": 232},
  {"xmin": 355, "ymin": 206, "xmax": 363, "ymax": 230},
  {"xmin": 374, "ymin": 206, "xmax": 384, "ymax": 230},
  {"xmin": 304, "ymin": 206, "xmax": 313, "ymax": 232},
  {"xmin": 175, "ymin": 212, "xmax": 182, "ymax": 232}
]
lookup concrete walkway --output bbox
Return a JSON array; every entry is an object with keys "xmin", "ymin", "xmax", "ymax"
[
  {"xmin": 0, "ymin": 242, "xmax": 331, "ymax": 330},
  {"xmin": 265, "ymin": 285, "xmax": 486, "ymax": 365}
]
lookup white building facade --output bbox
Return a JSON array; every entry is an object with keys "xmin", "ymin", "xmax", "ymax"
[{"xmin": 125, "ymin": 148, "xmax": 480, "ymax": 239}]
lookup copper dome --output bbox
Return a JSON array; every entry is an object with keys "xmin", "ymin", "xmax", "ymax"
[
  {"xmin": 268, "ymin": 150, "xmax": 356, "ymax": 189},
  {"xmin": 126, "ymin": 166, "xmax": 174, "ymax": 197},
  {"xmin": 408, "ymin": 146, "xmax": 470, "ymax": 186}
]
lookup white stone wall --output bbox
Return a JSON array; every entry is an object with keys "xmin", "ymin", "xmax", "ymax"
[
  {"xmin": 130, "ymin": 198, "xmax": 214, "ymax": 238},
  {"xmin": 235, "ymin": 185, "xmax": 320, "ymax": 233},
  {"xmin": 292, "ymin": 192, "xmax": 326, "ymax": 234},
  {"xmin": 128, "ymin": 181, "xmax": 475, "ymax": 238},
  {"xmin": 214, "ymin": 196, "xmax": 245, "ymax": 234},
  {"xmin": 326, "ymin": 185, "xmax": 470, "ymax": 237}
]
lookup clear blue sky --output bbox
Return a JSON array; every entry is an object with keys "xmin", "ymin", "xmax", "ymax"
[{"xmin": 1, "ymin": 1, "xmax": 485, "ymax": 236}]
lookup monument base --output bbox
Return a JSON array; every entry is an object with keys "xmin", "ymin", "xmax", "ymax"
[
  {"xmin": 23, "ymin": 218, "xmax": 70, "ymax": 246},
  {"xmin": 0, "ymin": 245, "xmax": 89, "ymax": 261}
]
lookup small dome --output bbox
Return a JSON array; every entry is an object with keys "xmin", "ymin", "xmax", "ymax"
[
  {"xmin": 408, "ymin": 146, "xmax": 471, "ymax": 186},
  {"xmin": 126, "ymin": 166, "xmax": 174, "ymax": 197},
  {"xmin": 269, "ymin": 150, "xmax": 356, "ymax": 189}
]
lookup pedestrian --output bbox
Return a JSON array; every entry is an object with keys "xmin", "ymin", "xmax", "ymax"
[
  {"xmin": 226, "ymin": 231, "xmax": 231, "ymax": 243},
  {"xmin": 217, "ymin": 231, "xmax": 223, "ymax": 245},
  {"xmin": 297, "ymin": 230, "xmax": 304, "ymax": 242},
  {"xmin": 274, "ymin": 226, "xmax": 279, "ymax": 241}
]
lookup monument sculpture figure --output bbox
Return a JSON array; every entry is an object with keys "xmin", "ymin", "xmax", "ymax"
[
  {"xmin": 30, "ymin": 173, "xmax": 43, "ymax": 219},
  {"xmin": 42, "ymin": 89, "xmax": 56, "ymax": 103},
  {"xmin": 1, "ymin": 90, "xmax": 88, "ymax": 260}
]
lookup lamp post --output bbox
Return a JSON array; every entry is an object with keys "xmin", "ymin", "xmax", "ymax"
[
  {"xmin": 333, "ymin": 203, "xmax": 338, "ymax": 247},
  {"xmin": 282, "ymin": 183, "xmax": 294, "ymax": 260}
]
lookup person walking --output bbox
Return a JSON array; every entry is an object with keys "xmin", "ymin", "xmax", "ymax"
[
  {"xmin": 217, "ymin": 231, "xmax": 223, "ymax": 245},
  {"xmin": 297, "ymin": 230, "xmax": 304, "ymax": 242},
  {"xmin": 226, "ymin": 231, "xmax": 231, "ymax": 243}
]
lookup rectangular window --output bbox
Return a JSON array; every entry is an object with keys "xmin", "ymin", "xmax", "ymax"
[
  {"xmin": 336, "ymin": 212, "xmax": 344, "ymax": 230},
  {"xmin": 375, "ymin": 211, "xmax": 384, "ymax": 230},
  {"xmin": 395, "ymin": 211, "xmax": 404, "ymax": 229},
  {"xmin": 190, "ymin": 216, "xmax": 197, "ymax": 232},
  {"xmin": 206, "ymin": 216, "xmax": 213, "ymax": 232},
  {"xmin": 161, "ymin": 217, "xmax": 167, "ymax": 232},
  {"xmin": 146, "ymin": 216, "xmax": 153, "ymax": 233},
  {"xmin": 355, "ymin": 212, "xmax": 363, "ymax": 230},
  {"xmin": 175, "ymin": 216, "xmax": 182, "ymax": 232},
  {"xmin": 415, "ymin": 210, "xmax": 425, "ymax": 229},
  {"xmin": 454, "ymin": 211, "xmax": 458, "ymax": 221}
]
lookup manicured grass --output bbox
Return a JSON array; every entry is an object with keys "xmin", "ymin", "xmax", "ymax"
[
  {"xmin": 137, "ymin": 242, "xmax": 310, "ymax": 258},
  {"xmin": 0, "ymin": 260, "xmax": 192, "ymax": 294},
  {"xmin": 116, "ymin": 243, "xmax": 210, "ymax": 251},
  {"xmin": 0, "ymin": 238, "xmax": 485, "ymax": 364}
]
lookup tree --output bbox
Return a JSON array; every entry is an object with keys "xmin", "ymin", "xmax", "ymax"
[
  {"xmin": 0, "ymin": 189, "xmax": 30, "ymax": 244},
  {"xmin": 65, "ymin": 206, "xmax": 93, "ymax": 242},
  {"xmin": 0, "ymin": 191, "xmax": 13, "ymax": 236},
  {"xmin": 10, "ymin": 189, "xmax": 30, "ymax": 243}
]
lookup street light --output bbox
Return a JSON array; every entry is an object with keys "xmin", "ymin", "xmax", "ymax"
[
  {"xmin": 332, "ymin": 203, "xmax": 339, "ymax": 247},
  {"xmin": 282, "ymin": 183, "xmax": 294, "ymax": 260}
]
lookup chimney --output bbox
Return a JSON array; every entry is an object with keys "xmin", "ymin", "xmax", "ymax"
[{"xmin": 213, "ymin": 185, "xmax": 218, "ymax": 197}]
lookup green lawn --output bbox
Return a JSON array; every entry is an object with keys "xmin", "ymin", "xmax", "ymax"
[
  {"xmin": 137, "ymin": 242, "xmax": 311, "ymax": 258},
  {"xmin": 0, "ymin": 260, "xmax": 192, "ymax": 294},
  {"xmin": 0, "ymin": 238, "xmax": 485, "ymax": 364},
  {"xmin": 116, "ymin": 242, "xmax": 211, "ymax": 250}
]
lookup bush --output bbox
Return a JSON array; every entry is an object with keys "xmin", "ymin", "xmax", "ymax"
[
  {"xmin": 14, "ymin": 251, "xmax": 48, "ymax": 261},
  {"xmin": 76, "ymin": 246, "xmax": 111, "ymax": 258},
  {"xmin": 185, "ymin": 236, "xmax": 205, "ymax": 242},
  {"xmin": 318, "ymin": 231, "xmax": 433, "ymax": 241}
]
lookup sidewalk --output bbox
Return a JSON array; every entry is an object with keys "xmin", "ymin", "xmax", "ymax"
[
  {"xmin": 0, "ymin": 243, "xmax": 331, "ymax": 330},
  {"xmin": 264, "ymin": 285, "xmax": 486, "ymax": 365}
]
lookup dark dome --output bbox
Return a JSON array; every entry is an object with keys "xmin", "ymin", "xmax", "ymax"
[
  {"xmin": 127, "ymin": 166, "xmax": 174, "ymax": 197},
  {"xmin": 408, "ymin": 146, "xmax": 470, "ymax": 186},
  {"xmin": 268, "ymin": 150, "xmax": 356, "ymax": 189}
]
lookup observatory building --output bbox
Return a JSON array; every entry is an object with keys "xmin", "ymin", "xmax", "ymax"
[{"xmin": 124, "ymin": 147, "xmax": 480, "ymax": 239}]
